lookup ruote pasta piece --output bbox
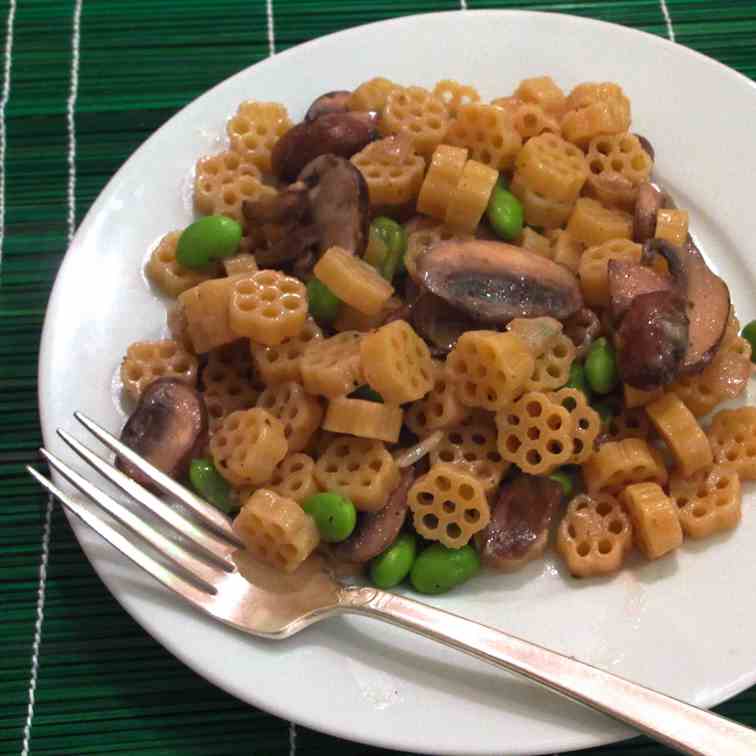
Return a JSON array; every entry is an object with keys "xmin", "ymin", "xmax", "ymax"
[
  {"xmin": 603, "ymin": 408, "xmax": 651, "ymax": 443},
  {"xmin": 380, "ymin": 86, "xmax": 450, "ymax": 157},
  {"xmin": 146, "ymin": 231, "xmax": 218, "ymax": 297},
  {"xmin": 525, "ymin": 333, "xmax": 576, "ymax": 392},
  {"xmin": 251, "ymin": 316, "xmax": 323, "ymax": 386},
  {"xmin": 548, "ymin": 387, "xmax": 600, "ymax": 464},
  {"xmin": 269, "ymin": 453, "xmax": 320, "ymax": 504},
  {"xmin": 444, "ymin": 159, "xmax": 499, "ymax": 234},
  {"xmin": 416, "ymin": 144, "xmax": 468, "ymax": 220},
  {"xmin": 561, "ymin": 82, "xmax": 631, "ymax": 147},
  {"xmin": 322, "ymin": 397, "xmax": 403, "ymax": 443},
  {"xmin": 585, "ymin": 133, "xmax": 652, "ymax": 211},
  {"xmin": 405, "ymin": 360, "xmax": 469, "ymax": 436},
  {"xmin": 348, "ymin": 76, "xmax": 399, "ymax": 113},
  {"xmin": 432, "ymin": 79, "xmax": 480, "ymax": 117},
  {"xmin": 408, "ymin": 462, "xmax": 490, "ymax": 548},
  {"xmin": 514, "ymin": 133, "xmax": 589, "ymax": 203},
  {"xmin": 655, "ymin": 209, "xmax": 689, "ymax": 248},
  {"xmin": 578, "ymin": 237, "xmax": 641, "ymax": 307},
  {"xmin": 707, "ymin": 407, "xmax": 756, "ymax": 480},
  {"xmin": 510, "ymin": 173, "xmax": 573, "ymax": 229},
  {"xmin": 121, "ymin": 340, "xmax": 197, "ymax": 401},
  {"xmin": 514, "ymin": 76, "xmax": 566, "ymax": 116},
  {"xmin": 178, "ymin": 276, "xmax": 242, "ymax": 353},
  {"xmin": 256, "ymin": 381, "xmax": 323, "ymax": 453},
  {"xmin": 619, "ymin": 482, "xmax": 682, "ymax": 560},
  {"xmin": 510, "ymin": 103, "xmax": 561, "ymax": 140},
  {"xmin": 582, "ymin": 438, "xmax": 667, "ymax": 495},
  {"xmin": 568, "ymin": 198, "xmax": 633, "ymax": 249},
  {"xmin": 227, "ymin": 101, "xmax": 292, "ymax": 173},
  {"xmin": 350, "ymin": 136, "xmax": 425, "ymax": 206},
  {"xmin": 300, "ymin": 330, "xmax": 363, "ymax": 399}
]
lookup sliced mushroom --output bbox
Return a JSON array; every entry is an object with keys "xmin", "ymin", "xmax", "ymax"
[
  {"xmin": 271, "ymin": 112, "xmax": 377, "ymax": 182},
  {"xmin": 563, "ymin": 307, "xmax": 601, "ymax": 359},
  {"xmin": 117, "ymin": 378, "xmax": 207, "ymax": 487},
  {"xmin": 305, "ymin": 90, "xmax": 351, "ymax": 122},
  {"xmin": 633, "ymin": 182, "xmax": 666, "ymax": 244},
  {"xmin": 634, "ymin": 133, "xmax": 655, "ymax": 162},
  {"xmin": 415, "ymin": 239, "xmax": 583, "ymax": 323},
  {"xmin": 410, "ymin": 292, "xmax": 478, "ymax": 356},
  {"xmin": 330, "ymin": 468, "xmax": 415, "ymax": 564},
  {"xmin": 475, "ymin": 474, "xmax": 562, "ymax": 572},
  {"xmin": 608, "ymin": 258, "xmax": 673, "ymax": 323}
]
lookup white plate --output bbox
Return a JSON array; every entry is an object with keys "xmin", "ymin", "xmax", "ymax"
[{"xmin": 39, "ymin": 10, "xmax": 756, "ymax": 755}]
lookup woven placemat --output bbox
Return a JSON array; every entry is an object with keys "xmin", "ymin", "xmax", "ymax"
[{"xmin": 3, "ymin": 1, "xmax": 756, "ymax": 754}]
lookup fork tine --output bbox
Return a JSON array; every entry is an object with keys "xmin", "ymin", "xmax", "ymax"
[
  {"xmin": 74, "ymin": 411, "xmax": 243, "ymax": 548},
  {"xmin": 57, "ymin": 428, "xmax": 234, "ymax": 568},
  {"xmin": 27, "ymin": 466, "xmax": 214, "ymax": 602},
  {"xmin": 39, "ymin": 448, "xmax": 224, "ymax": 591}
]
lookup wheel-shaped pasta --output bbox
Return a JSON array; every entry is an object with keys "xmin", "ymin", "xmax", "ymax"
[
  {"xmin": 510, "ymin": 103, "xmax": 561, "ymax": 140},
  {"xmin": 256, "ymin": 381, "xmax": 323, "ymax": 453},
  {"xmin": 514, "ymin": 76, "xmax": 566, "ymax": 116},
  {"xmin": 380, "ymin": 86, "xmax": 450, "ymax": 157},
  {"xmin": 223, "ymin": 253, "xmax": 258, "ymax": 277},
  {"xmin": 416, "ymin": 144, "xmax": 468, "ymax": 220},
  {"xmin": 146, "ymin": 231, "xmax": 218, "ymax": 297},
  {"xmin": 655, "ymin": 209, "xmax": 689, "ymax": 248},
  {"xmin": 707, "ymin": 407, "xmax": 756, "ymax": 480},
  {"xmin": 332, "ymin": 297, "xmax": 402, "ymax": 333},
  {"xmin": 669, "ymin": 464, "xmax": 741, "ymax": 539},
  {"xmin": 519, "ymin": 227, "xmax": 552, "ymax": 258},
  {"xmin": 619, "ymin": 482, "xmax": 682, "ymax": 560},
  {"xmin": 567, "ymin": 198, "xmax": 633, "ymax": 249},
  {"xmin": 509, "ymin": 173, "xmax": 573, "ymax": 229},
  {"xmin": 313, "ymin": 436, "xmax": 400, "ymax": 512},
  {"xmin": 429, "ymin": 422, "xmax": 509, "ymax": 492},
  {"xmin": 227, "ymin": 101, "xmax": 292, "ymax": 173},
  {"xmin": 408, "ymin": 463, "xmax": 490, "ymax": 548},
  {"xmin": 556, "ymin": 493, "xmax": 632, "ymax": 577},
  {"xmin": 120, "ymin": 339, "xmax": 198, "ymax": 401},
  {"xmin": 447, "ymin": 331, "xmax": 534, "ymax": 411},
  {"xmin": 603, "ymin": 408, "xmax": 651, "ymax": 443},
  {"xmin": 269, "ymin": 453, "xmax": 320, "ymax": 504},
  {"xmin": 645, "ymin": 393, "xmax": 712, "ymax": 477},
  {"xmin": 585, "ymin": 133, "xmax": 652, "ymax": 211},
  {"xmin": 514, "ymin": 133, "xmax": 589, "ymax": 203},
  {"xmin": 432, "ymin": 79, "xmax": 480, "ymax": 117},
  {"xmin": 577, "ymin": 237, "xmax": 641, "ymax": 307},
  {"xmin": 582, "ymin": 438, "xmax": 667, "ymax": 495},
  {"xmin": 210, "ymin": 408, "xmax": 288, "ymax": 486},
  {"xmin": 445, "ymin": 103, "xmax": 522, "ymax": 171},
  {"xmin": 525, "ymin": 333, "xmax": 576, "ymax": 392},
  {"xmin": 548, "ymin": 387, "xmax": 601, "ymax": 464},
  {"xmin": 313, "ymin": 246, "xmax": 394, "ymax": 317},
  {"xmin": 561, "ymin": 82, "xmax": 631, "ymax": 147},
  {"xmin": 229, "ymin": 270, "xmax": 307, "ymax": 347},
  {"xmin": 444, "ymin": 158, "xmax": 499, "ymax": 234},
  {"xmin": 233, "ymin": 488, "xmax": 319, "ymax": 573},
  {"xmin": 177, "ymin": 276, "xmax": 241, "ymax": 354},
  {"xmin": 550, "ymin": 229, "xmax": 584, "ymax": 273},
  {"xmin": 360, "ymin": 320, "xmax": 433, "ymax": 404},
  {"xmin": 300, "ymin": 330, "xmax": 363, "ymax": 399},
  {"xmin": 322, "ymin": 397, "xmax": 403, "ymax": 443},
  {"xmin": 495, "ymin": 391, "xmax": 574, "ymax": 474},
  {"xmin": 405, "ymin": 360, "xmax": 469, "ymax": 436},
  {"xmin": 251, "ymin": 316, "xmax": 323, "ymax": 386},
  {"xmin": 350, "ymin": 136, "xmax": 425, "ymax": 206},
  {"xmin": 348, "ymin": 76, "xmax": 399, "ymax": 113}
]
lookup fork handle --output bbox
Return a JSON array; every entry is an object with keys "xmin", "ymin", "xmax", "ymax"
[{"xmin": 340, "ymin": 586, "xmax": 756, "ymax": 755}]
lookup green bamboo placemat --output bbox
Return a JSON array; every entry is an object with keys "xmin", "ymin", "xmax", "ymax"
[{"xmin": 3, "ymin": 1, "xmax": 756, "ymax": 754}]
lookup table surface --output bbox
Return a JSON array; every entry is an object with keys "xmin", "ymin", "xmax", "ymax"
[{"xmin": 3, "ymin": 1, "xmax": 756, "ymax": 754}]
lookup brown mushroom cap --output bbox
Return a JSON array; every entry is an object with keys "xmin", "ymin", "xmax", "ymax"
[
  {"xmin": 330, "ymin": 468, "xmax": 415, "ymax": 564},
  {"xmin": 563, "ymin": 307, "xmax": 601, "ymax": 359},
  {"xmin": 409, "ymin": 292, "xmax": 479, "ymax": 356},
  {"xmin": 633, "ymin": 182, "xmax": 666, "ymax": 244},
  {"xmin": 415, "ymin": 239, "xmax": 583, "ymax": 323},
  {"xmin": 634, "ymin": 133, "xmax": 655, "ymax": 162},
  {"xmin": 305, "ymin": 90, "xmax": 351, "ymax": 122},
  {"xmin": 117, "ymin": 378, "xmax": 207, "ymax": 487},
  {"xmin": 608, "ymin": 258, "xmax": 673, "ymax": 323},
  {"xmin": 475, "ymin": 474, "xmax": 561, "ymax": 571},
  {"xmin": 271, "ymin": 112, "xmax": 377, "ymax": 182}
]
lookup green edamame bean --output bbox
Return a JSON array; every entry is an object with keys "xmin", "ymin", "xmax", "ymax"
[
  {"xmin": 350, "ymin": 385, "xmax": 384, "ymax": 403},
  {"xmin": 176, "ymin": 216, "xmax": 242, "ymax": 268},
  {"xmin": 565, "ymin": 362, "xmax": 591, "ymax": 399},
  {"xmin": 486, "ymin": 179, "xmax": 524, "ymax": 241},
  {"xmin": 410, "ymin": 543, "xmax": 480, "ymax": 595},
  {"xmin": 585, "ymin": 337, "xmax": 618, "ymax": 395},
  {"xmin": 189, "ymin": 458, "xmax": 235, "ymax": 514},
  {"xmin": 548, "ymin": 469, "xmax": 574, "ymax": 498},
  {"xmin": 306, "ymin": 278, "xmax": 341, "ymax": 324},
  {"xmin": 741, "ymin": 320, "xmax": 756, "ymax": 363},
  {"xmin": 364, "ymin": 217, "xmax": 407, "ymax": 282},
  {"xmin": 370, "ymin": 533, "xmax": 417, "ymax": 589},
  {"xmin": 302, "ymin": 492, "xmax": 357, "ymax": 543}
]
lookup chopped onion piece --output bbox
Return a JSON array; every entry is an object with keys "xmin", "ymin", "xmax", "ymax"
[{"xmin": 394, "ymin": 430, "xmax": 443, "ymax": 468}]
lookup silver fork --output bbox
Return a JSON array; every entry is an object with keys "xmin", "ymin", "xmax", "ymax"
[{"xmin": 29, "ymin": 412, "xmax": 756, "ymax": 756}]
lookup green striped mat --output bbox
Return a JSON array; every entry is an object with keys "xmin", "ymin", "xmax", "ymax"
[{"xmin": 3, "ymin": 1, "xmax": 756, "ymax": 754}]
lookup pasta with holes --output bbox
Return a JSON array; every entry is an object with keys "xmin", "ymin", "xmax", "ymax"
[
  {"xmin": 227, "ymin": 101, "xmax": 292, "ymax": 173},
  {"xmin": 416, "ymin": 144, "xmax": 468, "ymax": 221},
  {"xmin": 146, "ymin": 231, "xmax": 218, "ymax": 297},
  {"xmin": 300, "ymin": 331, "xmax": 364, "ymax": 399},
  {"xmin": 526, "ymin": 333, "xmax": 576, "ymax": 392},
  {"xmin": 583, "ymin": 438, "xmax": 667, "ymax": 495},
  {"xmin": 269, "ymin": 453, "xmax": 320, "ymax": 504},
  {"xmin": 578, "ymin": 238, "xmax": 641, "ymax": 307},
  {"xmin": 380, "ymin": 86, "xmax": 450, "ymax": 157},
  {"xmin": 707, "ymin": 407, "xmax": 756, "ymax": 480},
  {"xmin": 322, "ymin": 397, "xmax": 403, "ymax": 443},
  {"xmin": 351, "ymin": 136, "xmax": 425, "ymax": 206},
  {"xmin": 620, "ymin": 482, "xmax": 683, "ymax": 560},
  {"xmin": 251, "ymin": 316, "xmax": 323, "ymax": 386},
  {"xmin": 121, "ymin": 339, "xmax": 198, "ymax": 400},
  {"xmin": 202, "ymin": 341, "xmax": 260, "ymax": 431},
  {"xmin": 256, "ymin": 381, "xmax": 323, "ymax": 452},
  {"xmin": 405, "ymin": 360, "xmax": 469, "ymax": 436},
  {"xmin": 548, "ymin": 387, "xmax": 600, "ymax": 464}
]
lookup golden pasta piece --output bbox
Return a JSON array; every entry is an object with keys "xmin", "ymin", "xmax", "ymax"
[
  {"xmin": 380, "ymin": 86, "xmax": 450, "ymax": 157},
  {"xmin": 655, "ymin": 208, "xmax": 689, "ymax": 248},
  {"xmin": 430, "ymin": 423, "xmax": 509, "ymax": 492},
  {"xmin": 360, "ymin": 320, "xmax": 433, "ymax": 404},
  {"xmin": 447, "ymin": 331, "xmax": 535, "ymax": 411},
  {"xmin": 166, "ymin": 302, "xmax": 193, "ymax": 351},
  {"xmin": 557, "ymin": 493, "xmax": 633, "ymax": 577},
  {"xmin": 146, "ymin": 231, "xmax": 218, "ymax": 297},
  {"xmin": 229, "ymin": 270, "xmax": 307, "ymax": 347},
  {"xmin": 444, "ymin": 159, "xmax": 499, "ymax": 234},
  {"xmin": 707, "ymin": 407, "xmax": 756, "ymax": 480},
  {"xmin": 583, "ymin": 438, "xmax": 668, "ymax": 495},
  {"xmin": 251, "ymin": 316, "xmax": 323, "ymax": 386},
  {"xmin": 348, "ymin": 76, "xmax": 399, "ymax": 113},
  {"xmin": 269, "ymin": 453, "xmax": 320, "ymax": 504},
  {"xmin": 550, "ymin": 229, "xmax": 584, "ymax": 272},
  {"xmin": 351, "ymin": 135, "xmax": 425, "ymax": 206},
  {"xmin": 405, "ymin": 360, "xmax": 470, "ymax": 436},
  {"xmin": 404, "ymin": 221, "xmax": 472, "ymax": 279},
  {"xmin": 445, "ymin": 102, "xmax": 522, "ymax": 171},
  {"xmin": 645, "ymin": 393, "xmax": 712, "ymax": 477},
  {"xmin": 408, "ymin": 462, "xmax": 490, "ymax": 548},
  {"xmin": 514, "ymin": 76, "xmax": 566, "ymax": 116},
  {"xmin": 194, "ymin": 150, "xmax": 274, "ymax": 227},
  {"xmin": 223, "ymin": 253, "xmax": 258, "ymax": 277},
  {"xmin": 233, "ymin": 488, "xmax": 319, "ymax": 573},
  {"xmin": 489, "ymin": 95, "xmax": 522, "ymax": 117},
  {"xmin": 620, "ymin": 482, "xmax": 682, "ymax": 560},
  {"xmin": 416, "ymin": 144, "xmax": 468, "ymax": 220},
  {"xmin": 227, "ymin": 100, "xmax": 292, "ymax": 173},
  {"xmin": 511, "ymin": 103, "xmax": 561, "ymax": 140},
  {"xmin": 510, "ymin": 173, "xmax": 573, "ymax": 229},
  {"xmin": 514, "ymin": 133, "xmax": 589, "ymax": 203},
  {"xmin": 432, "ymin": 79, "xmax": 480, "ymax": 117},
  {"xmin": 333, "ymin": 297, "xmax": 402, "ymax": 333},
  {"xmin": 314, "ymin": 246, "xmax": 394, "ymax": 316},
  {"xmin": 256, "ymin": 381, "xmax": 323, "ymax": 453},
  {"xmin": 526, "ymin": 333, "xmax": 576, "ymax": 392},
  {"xmin": 300, "ymin": 330, "xmax": 363, "ymax": 399},
  {"xmin": 120, "ymin": 340, "xmax": 198, "ymax": 400},
  {"xmin": 178, "ymin": 275, "xmax": 242, "ymax": 353},
  {"xmin": 495, "ymin": 391, "xmax": 574, "ymax": 474},
  {"xmin": 549, "ymin": 387, "xmax": 601, "ymax": 464},
  {"xmin": 568, "ymin": 198, "xmax": 633, "ymax": 248},
  {"xmin": 624, "ymin": 383, "xmax": 663, "ymax": 409},
  {"xmin": 669, "ymin": 464, "xmax": 741, "ymax": 539},
  {"xmin": 202, "ymin": 341, "xmax": 260, "ymax": 432},
  {"xmin": 322, "ymin": 397, "xmax": 403, "ymax": 443},
  {"xmin": 210, "ymin": 408, "xmax": 288, "ymax": 486},
  {"xmin": 578, "ymin": 237, "xmax": 641, "ymax": 307},
  {"xmin": 604, "ymin": 408, "xmax": 651, "ymax": 443},
  {"xmin": 561, "ymin": 82, "xmax": 631, "ymax": 147},
  {"xmin": 519, "ymin": 226, "xmax": 552, "ymax": 258},
  {"xmin": 313, "ymin": 436, "xmax": 400, "ymax": 512}
]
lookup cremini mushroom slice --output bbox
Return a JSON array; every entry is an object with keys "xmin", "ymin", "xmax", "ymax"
[
  {"xmin": 305, "ymin": 90, "xmax": 352, "ymax": 122},
  {"xmin": 633, "ymin": 182, "xmax": 667, "ymax": 244}
]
